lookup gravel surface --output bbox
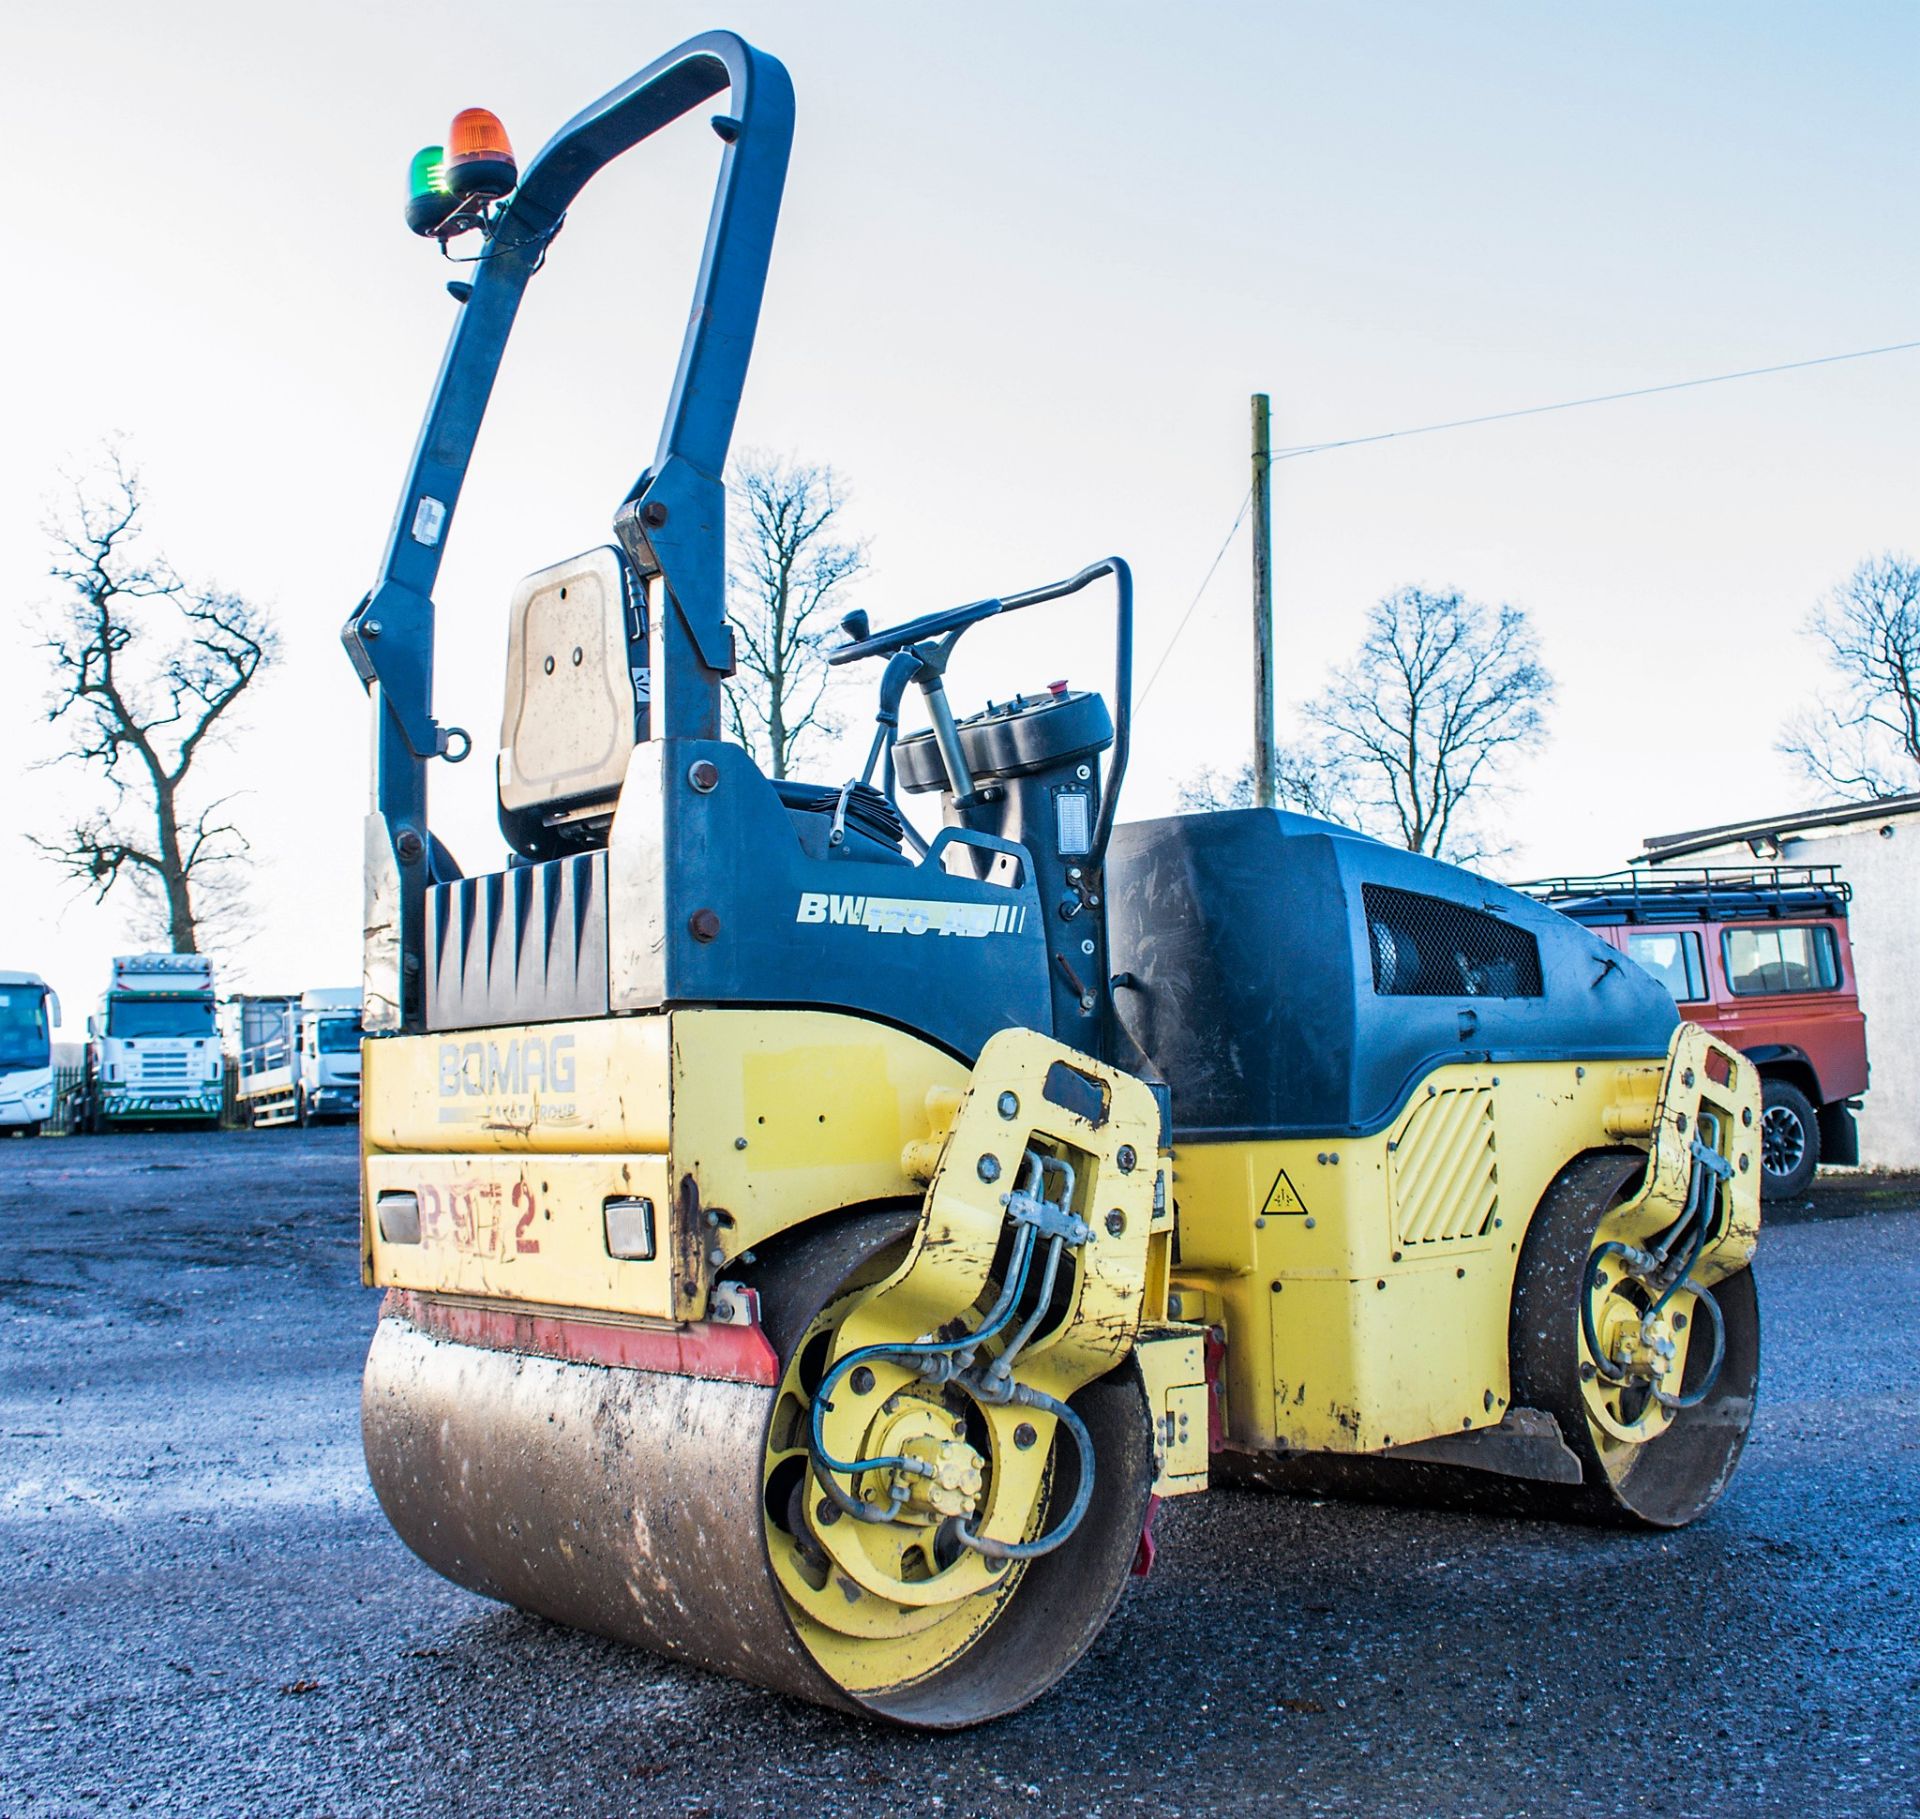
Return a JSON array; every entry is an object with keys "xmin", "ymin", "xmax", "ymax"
[{"xmin": 2, "ymin": 1131, "xmax": 1916, "ymax": 1817}]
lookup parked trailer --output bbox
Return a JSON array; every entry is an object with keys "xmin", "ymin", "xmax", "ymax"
[
  {"xmin": 0, "ymin": 973, "xmax": 61, "ymax": 1137},
  {"xmin": 236, "ymin": 989, "xmax": 365, "ymax": 1127},
  {"xmin": 78, "ymin": 955, "xmax": 222, "ymax": 1132}
]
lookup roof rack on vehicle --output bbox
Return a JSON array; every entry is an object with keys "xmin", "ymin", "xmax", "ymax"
[{"xmin": 1514, "ymin": 864, "xmax": 1851, "ymax": 926}]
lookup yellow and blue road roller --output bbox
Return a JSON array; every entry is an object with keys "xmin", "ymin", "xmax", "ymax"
[{"xmin": 343, "ymin": 33, "xmax": 1762, "ymax": 1727}]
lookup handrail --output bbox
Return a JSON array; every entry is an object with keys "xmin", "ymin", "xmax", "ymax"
[{"xmin": 997, "ymin": 559, "xmax": 1132, "ymax": 864}]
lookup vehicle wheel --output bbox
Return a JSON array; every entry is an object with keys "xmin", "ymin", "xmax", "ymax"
[
  {"xmin": 1759, "ymin": 1079, "xmax": 1819, "ymax": 1200},
  {"xmin": 24, "ymin": 1123, "xmax": 42, "ymax": 1139}
]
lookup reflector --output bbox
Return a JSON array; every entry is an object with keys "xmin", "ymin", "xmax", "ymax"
[{"xmin": 445, "ymin": 107, "xmax": 518, "ymax": 199}]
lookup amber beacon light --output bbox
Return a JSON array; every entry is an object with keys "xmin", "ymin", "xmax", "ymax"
[{"xmin": 444, "ymin": 108, "xmax": 518, "ymax": 199}]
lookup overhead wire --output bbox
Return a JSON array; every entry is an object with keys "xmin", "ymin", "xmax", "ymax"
[
  {"xmin": 1137, "ymin": 336, "xmax": 1920, "ymax": 710},
  {"xmin": 1269, "ymin": 338, "xmax": 1920, "ymax": 463},
  {"xmin": 1136, "ymin": 488, "xmax": 1251, "ymax": 709}
]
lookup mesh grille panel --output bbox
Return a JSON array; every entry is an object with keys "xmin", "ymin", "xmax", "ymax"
[{"xmin": 1362, "ymin": 884, "xmax": 1543, "ymax": 999}]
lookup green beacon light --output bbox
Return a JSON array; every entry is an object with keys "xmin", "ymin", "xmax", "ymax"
[{"xmin": 404, "ymin": 145, "xmax": 454, "ymax": 236}]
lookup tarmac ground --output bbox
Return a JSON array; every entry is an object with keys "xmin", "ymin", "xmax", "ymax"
[{"xmin": 2, "ymin": 1129, "xmax": 1916, "ymax": 1816}]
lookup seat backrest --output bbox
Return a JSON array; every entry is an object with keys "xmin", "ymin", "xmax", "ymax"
[{"xmin": 498, "ymin": 546, "xmax": 646, "ymax": 853}]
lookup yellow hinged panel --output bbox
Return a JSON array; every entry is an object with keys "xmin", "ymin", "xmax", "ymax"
[
  {"xmin": 364, "ymin": 1015, "xmax": 671, "ymax": 1155},
  {"xmin": 667, "ymin": 1008, "xmax": 969, "ymax": 1260},
  {"xmin": 364, "ymin": 1151, "xmax": 690, "ymax": 1319},
  {"xmin": 1268, "ymin": 1268, "xmax": 1507, "ymax": 1453},
  {"xmin": 1134, "ymin": 1323, "xmax": 1210, "ymax": 1495}
]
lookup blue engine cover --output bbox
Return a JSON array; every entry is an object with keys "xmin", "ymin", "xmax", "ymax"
[{"xmin": 1106, "ymin": 809, "xmax": 1678, "ymax": 1141}]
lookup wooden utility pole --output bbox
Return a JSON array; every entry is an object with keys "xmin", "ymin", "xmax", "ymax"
[{"xmin": 1250, "ymin": 392, "xmax": 1276, "ymax": 807}]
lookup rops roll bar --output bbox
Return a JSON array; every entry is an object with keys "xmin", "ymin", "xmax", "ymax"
[{"xmin": 343, "ymin": 32, "xmax": 794, "ymax": 778}]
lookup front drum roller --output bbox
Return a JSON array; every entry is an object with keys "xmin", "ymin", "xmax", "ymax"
[{"xmin": 362, "ymin": 1209, "xmax": 1157, "ymax": 1727}]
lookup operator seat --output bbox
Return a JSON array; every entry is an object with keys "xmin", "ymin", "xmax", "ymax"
[
  {"xmin": 496, "ymin": 542, "xmax": 907, "ymax": 866},
  {"xmin": 497, "ymin": 546, "xmax": 647, "ymax": 862}
]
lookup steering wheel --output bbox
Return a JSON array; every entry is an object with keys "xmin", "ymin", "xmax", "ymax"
[
  {"xmin": 826, "ymin": 595, "xmax": 1006, "ymax": 666},
  {"xmin": 824, "ymin": 557, "xmax": 1134, "ymax": 865}
]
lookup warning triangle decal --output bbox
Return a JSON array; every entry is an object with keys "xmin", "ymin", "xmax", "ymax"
[{"xmin": 1261, "ymin": 1169, "xmax": 1308, "ymax": 1216}]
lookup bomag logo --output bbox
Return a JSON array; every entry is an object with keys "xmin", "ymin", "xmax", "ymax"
[
  {"xmin": 795, "ymin": 893, "xmax": 1027, "ymax": 938},
  {"xmin": 438, "ymin": 1033, "xmax": 578, "ymax": 1098}
]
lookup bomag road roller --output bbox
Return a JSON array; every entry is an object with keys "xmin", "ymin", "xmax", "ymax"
[{"xmin": 344, "ymin": 32, "xmax": 1763, "ymax": 1728}]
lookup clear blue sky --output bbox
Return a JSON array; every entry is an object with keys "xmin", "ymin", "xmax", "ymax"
[{"xmin": 5, "ymin": 0, "xmax": 1916, "ymax": 1012}]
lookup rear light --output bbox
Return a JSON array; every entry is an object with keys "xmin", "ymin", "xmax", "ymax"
[
  {"xmin": 376, "ymin": 1193, "xmax": 422, "ymax": 1245},
  {"xmin": 604, "ymin": 1197, "xmax": 656, "ymax": 1260},
  {"xmin": 1705, "ymin": 1047, "xmax": 1735, "ymax": 1087}
]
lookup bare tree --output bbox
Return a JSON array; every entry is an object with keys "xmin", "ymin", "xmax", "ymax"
[
  {"xmin": 1780, "ymin": 553, "xmax": 1920, "ymax": 799},
  {"xmin": 725, "ymin": 452, "xmax": 868, "ymax": 779},
  {"xmin": 1302, "ymin": 587, "xmax": 1552, "ymax": 862},
  {"xmin": 1177, "ymin": 745, "xmax": 1351, "ymax": 819},
  {"xmin": 32, "ymin": 450, "xmax": 277, "ymax": 952}
]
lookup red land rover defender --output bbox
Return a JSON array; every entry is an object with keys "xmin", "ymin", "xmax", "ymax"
[{"xmin": 1524, "ymin": 867, "xmax": 1869, "ymax": 1199}]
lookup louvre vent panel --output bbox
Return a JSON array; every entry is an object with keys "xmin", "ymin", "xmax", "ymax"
[
  {"xmin": 1389, "ymin": 1086, "xmax": 1499, "ymax": 1246},
  {"xmin": 425, "ymin": 852, "xmax": 610, "ymax": 1031}
]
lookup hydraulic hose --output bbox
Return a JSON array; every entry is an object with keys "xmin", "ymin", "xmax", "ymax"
[
  {"xmin": 1581, "ymin": 1241, "xmax": 1642, "ymax": 1383},
  {"xmin": 949, "ymin": 1385, "xmax": 1097, "ymax": 1561},
  {"xmin": 806, "ymin": 1147, "xmax": 1096, "ymax": 1540},
  {"xmin": 988, "ymin": 1233, "xmax": 1067, "ymax": 1384},
  {"xmin": 1653, "ymin": 1278, "xmax": 1727, "ymax": 1412},
  {"xmin": 1582, "ymin": 1218, "xmax": 1728, "ymax": 1412},
  {"xmin": 808, "ymin": 1213, "xmax": 1040, "ymax": 1481}
]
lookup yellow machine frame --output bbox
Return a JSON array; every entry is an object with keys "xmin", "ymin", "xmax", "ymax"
[{"xmin": 362, "ymin": 1009, "xmax": 1753, "ymax": 1479}]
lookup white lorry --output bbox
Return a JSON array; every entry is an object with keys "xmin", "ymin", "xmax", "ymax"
[
  {"xmin": 79, "ymin": 954, "xmax": 224, "ymax": 1132},
  {"xmin": 235, "ymin": 987, "xmax": 363, "ymax": 1127},
  {"xmin": 0, "ymin": 973, "xmax": 61, "ymax": 1137}
]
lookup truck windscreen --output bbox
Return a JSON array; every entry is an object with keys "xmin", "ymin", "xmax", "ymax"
[
  {"xmin": 109, "ymin": 998, "xmax": 216, "ymax": 1039},
  {"xmin": 0, "ymin": 988, "xmax": 49, "ymax": 1067},
  {"xmin": 316, "ymin": 1017, "xmax": 364, "ymax": 1054}
]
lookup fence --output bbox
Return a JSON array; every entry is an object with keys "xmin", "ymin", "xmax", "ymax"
[{"xmin": 40, "ymin": 1065, "xmax": 244, "ymax": 1136}]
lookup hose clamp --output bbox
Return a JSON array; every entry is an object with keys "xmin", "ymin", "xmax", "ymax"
[{"xmin": 1002, "ymin": 1187, "xmax": 1090, "ymax": 1246}]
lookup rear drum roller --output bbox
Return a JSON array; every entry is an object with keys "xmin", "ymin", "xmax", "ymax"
[
  {"xmin": 363, "ymin": 1208, "xmax": 1156, "ymax": 1727},
  {"xmin": 1222, "ymin": 1150, "xmax": 1758, "ymax": 1525},
  {"xmin": 1512, "ymin": 1150, "xmax": 1759, "ymax": 1527}
]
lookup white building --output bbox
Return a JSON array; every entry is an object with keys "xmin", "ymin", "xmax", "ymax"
[{"xmin": 1638, "ymin": 791, "xmax": 1920, "ymax": 1170}]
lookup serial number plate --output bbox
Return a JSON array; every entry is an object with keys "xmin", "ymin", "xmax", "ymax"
[{"xmin": 411, "ymin": 1179, "xmax": 542, "ymax": 1259}]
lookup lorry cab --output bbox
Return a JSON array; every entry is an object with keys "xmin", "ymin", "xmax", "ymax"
[
  {"xmin": 81, "ymin": 955, "xmax": 223, "ymax": 1133},
  {"xmin": 299, "ymin": 988, "xmax": 364, "ymax": 1123},
  {"xmin": 1525, "ymin": 868, "xmax": 1868, "ymax": 1198},
  {"xmin": 0, "ymin": 973, "xmax": 60, "ymax": 1137}
]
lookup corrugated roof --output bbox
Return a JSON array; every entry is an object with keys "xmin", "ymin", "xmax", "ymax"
[{"xmin": 1640, "ymin": 790, "xmax": 1920, "ymax": 861}]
